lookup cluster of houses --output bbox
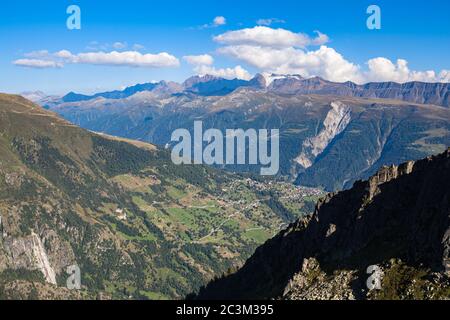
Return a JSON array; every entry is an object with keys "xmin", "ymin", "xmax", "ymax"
[{"xmin": 242, "ymin": 178, "xmax": 323, "ymax": 198}]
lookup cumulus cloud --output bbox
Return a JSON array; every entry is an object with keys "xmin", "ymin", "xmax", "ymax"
[
  {"xmin": 194, "ymin": 64, "xmax": 252, "ymax": 80},
  {"xmin": 218, "ymin": 45, "xmax": 363, "ymax": 83},
  {"xmin": 13, "ymin": 59, "xmax": 63, "ymax": 69},
  {"xmin": 183, "ymin": 53, "xmax": 249, "ymax": 81},
  {"xmin": 14, "ymin": 50, "xmax": 180, "ymax": 69},
  {"xmin": 214, "ymin": 26, "xmax": 329, "ymax": 48},
  {"xmin": 365, "ymin": 58, "xmax": 450, "ymax": 83},
  {"xmin": 214, "ymin": 26, "xmax": 449, "ymax": 84},
  {"xmin": 213, "ymin": 16, "xmax": 226, "ymax": 26},
  {"xmin": 199, "ymin": 16, "xmax": 227, "ymax": 29},
  {"xmin": 54, "ymin": 50, "xmax": 74, "ymax": 60},
  {"xmin": 74, "ymin": 51, "xmax": 180, "ymax": 67},
  {"xmin": 13, "ymin": 26, "xmax": 450, "ymax": 84},
  {"xmin": 183, "ymin": 54, "xmax": 214, "ymax": 66},
  {"xmin": 256, "ymin": 18, "xmax": 286, "ymax": 26},
  {"xmin": 310, "ymin": 31, "xmax": 330, "ymax": 46}
]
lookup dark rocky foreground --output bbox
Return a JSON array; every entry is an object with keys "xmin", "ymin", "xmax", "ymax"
[{"xmin": 195, "ymin": 149, "xmax": 450, "ymax": 300}]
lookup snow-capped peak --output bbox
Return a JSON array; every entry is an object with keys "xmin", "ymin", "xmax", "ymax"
[{"xmin": 261, "ymin": 73, "xmax": 304, "ymax": 87}]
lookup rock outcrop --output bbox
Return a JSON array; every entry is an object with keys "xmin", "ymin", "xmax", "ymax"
[{"xmin": 3, "ymin": 233, "xmax": 57, "ymax": 285}]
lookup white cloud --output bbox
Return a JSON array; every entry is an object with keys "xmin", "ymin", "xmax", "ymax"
[
  {"xmin": 14, "ymin": 59, "xmax": 63, "ymax": 69},
  {"xmin": 214, "ymin": 26, "xmax": 449, "ymax": 84},
  {"xmin": 213, "ymin": 16, "xmax": 226, "ymax": 26},
  {"xmin": 199, "ymin": 16, "xmax": 227, "ymax": 29},
  {"xmin": 256, "ymin": 18, "xmax": 285, "ymax": 26},
  {"xmin": 13, "ymin": 26, "xmax": 450, "ymax": 84},
  {"xmin": 310, "ymin": 31, "xmax": 329, "ymax": 46},
  {"xmin": 214, "ymin": 26, "xmax": 329, "ymax": 48},
  {"xmin": 14, "ymin": 50, "xmax": 180, "ymax": 69},
  {"xmin": 183, "ymin": 53, "xmax": 249, "ymax": 80},
  {"xmin": 75, "ymin": 51, "xmax": 180, "ymax": 67},
  {"xmin": 183, "ymin": 54, "xmax": 214, "ymax": 66},
  {"xmin": 365, "ymin": 58, "xmax": 450, "ymax": 83},
  {"xmin": 218, "ymin": 45, "xmax": 363, "ymax": 83},
  {"xmin": 112, "ymin": 42, "xmax": 128, "ymax": 50},
  {"xmin": 194, "ymin": 65, "xmax": 252, "ymax": 80},
  {"xmin": 54, "ymin": 50, "xmax": 75, "ymax": 60}
]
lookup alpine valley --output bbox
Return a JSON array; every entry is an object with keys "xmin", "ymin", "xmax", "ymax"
[
  {"xmin": 32, "ymin": 74, "xmax": 450, "ymax": 191},
  {"xmin": 0, "ymin": 73, "xmax": 449, "ymax": 300},
  {"xmin": 0, "ymin": 93, "xmax": 322, "ymax": 299}
]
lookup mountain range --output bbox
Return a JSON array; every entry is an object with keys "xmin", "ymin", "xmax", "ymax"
[
  {"xmin": 27, "ymin": 74, "xmax": 450, "ymax": 192},
  {"xmin": 30, "ymin": 73, "xmax": 450, "ymax": 108}
]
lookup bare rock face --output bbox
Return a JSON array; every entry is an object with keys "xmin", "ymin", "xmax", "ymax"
[
  {"xmin": 363, "ymin": 161, "xmax": 415, "ymax": 203},
  {"xmin": 196, "ymin": 149, "xmax": 450, "ymax": 300},
  {"xmin": 266, "ymin": 76, "xmax": 450, "ymax": 108},
  {"xmin": 1, "ymin": 206, "xmax": 76, "ymax": 287},
  {"xmin": 295, "ymin": 101, "xmax": 351, "ymax": 169},
  {"xmin": 4, "ymin": 233, "xmax": 57, "ymax": 285},
  {"xmin": 283, "ymin": 258, "xmax": 357, "ymax": 300}
]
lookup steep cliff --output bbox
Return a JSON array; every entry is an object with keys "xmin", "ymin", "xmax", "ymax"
[
  {"xmin": 195, "ymin": 149, "xmax": 450, "ymax": 300},
  {"xmin": 295, "ymin": 101, "xmax": 352, "ymax": 169}
]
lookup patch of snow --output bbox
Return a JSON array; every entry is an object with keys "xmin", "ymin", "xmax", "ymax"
[{"xmin": 261, "ymin": 73, "xmax": 303, "ymax": 87}]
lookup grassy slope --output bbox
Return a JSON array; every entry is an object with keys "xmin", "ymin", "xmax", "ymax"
[{"xmin": 0, "ymin": 94, "xmax": 322, "ymax": 299}]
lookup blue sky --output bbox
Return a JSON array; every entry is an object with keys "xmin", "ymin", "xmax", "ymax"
[{"xmin": 1, "ymin": 0, "xmax": 449, "ymax": 95}]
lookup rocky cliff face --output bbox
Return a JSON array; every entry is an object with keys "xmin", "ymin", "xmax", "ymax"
[
  {"xmin": 295, "ymin": 101, "xmax": 352, "ymax": 169},
  {"xmin": 195, "ymin": 149, "xmax": 450, "ymax": 300},
  {"xmin": 4, "ymin": 233, "xmax": 57, "ymax": 285}
]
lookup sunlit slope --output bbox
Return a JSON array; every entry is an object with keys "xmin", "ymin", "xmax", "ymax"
[{"xmin": 0, "ymin": 94, "xmax": 320, "ymax": 299}]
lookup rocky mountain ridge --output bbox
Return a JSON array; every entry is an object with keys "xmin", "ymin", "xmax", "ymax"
[{"xmin": 27, "ymin": 74, "xmax": 450, "ymax": 108}]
